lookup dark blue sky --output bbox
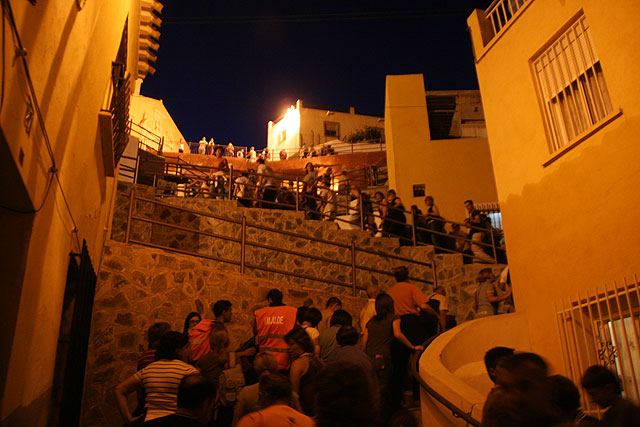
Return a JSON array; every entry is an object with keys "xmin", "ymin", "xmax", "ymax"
[{"xmin": 141, "ymin": 1, "xmax": 490, "ymax": 149}]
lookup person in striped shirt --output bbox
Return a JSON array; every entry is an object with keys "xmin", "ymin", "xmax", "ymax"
[{"xmin": 115, "ymin": 331, "xmax": 199, "ymax": 424}]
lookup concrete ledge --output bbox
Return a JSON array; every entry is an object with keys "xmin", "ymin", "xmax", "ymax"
[{"xmin": 419, "ymin": 313, "xmax": 531, "ymax": 425}]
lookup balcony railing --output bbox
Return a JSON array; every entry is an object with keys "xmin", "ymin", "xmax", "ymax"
[{"xmin": 486, "ymin": 0, "xmax": 529, "ymax": 37}]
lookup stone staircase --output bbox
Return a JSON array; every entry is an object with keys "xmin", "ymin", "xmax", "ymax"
[{"xmin": 82, "ymin": 181, "xmax": 506, "ymax": 425}]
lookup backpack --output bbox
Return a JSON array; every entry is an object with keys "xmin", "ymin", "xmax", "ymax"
[{"xmin": 217, "ymin": 352, "xmax": 245, "ymax": 406}]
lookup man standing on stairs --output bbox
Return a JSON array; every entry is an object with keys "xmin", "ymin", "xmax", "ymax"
[{"xmin": 253, "ymin": 289, "xmax": 298, "ymax": 371}]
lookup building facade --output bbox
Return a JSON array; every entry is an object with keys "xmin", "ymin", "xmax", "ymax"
[
  {"xmin": 384, "ymin": 74, "xmax": 499, "ymax": 223},
  {"xmin": 467, "ymin": 0, "xmax": 640, "ymax": 377},
  {"xmin": 267, "ymin": 99, "xmax": 384, "ymax": 158},
  {"xmin": 0, "ymin": 1, "xmax": 161, "ymax": 425}
]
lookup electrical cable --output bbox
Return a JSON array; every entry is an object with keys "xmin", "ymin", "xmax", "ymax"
[
  {"xmin": 163, "ymin": 8, "xmax": 473, "ymax": 24},
  {"xmin": 1, "ymin": 0, "xmax": 80, "ymax": 249}
]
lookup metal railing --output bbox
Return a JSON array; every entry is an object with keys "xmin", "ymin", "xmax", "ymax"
[
  {"xmin": 486, "ymin": 0, "xmax": 529, "ymax": 36},
  {"xmin": 124, "ymin": 187, "xmax": 437, "ymax": 296},
  {"xmin": 130, "ymin": 120, "xmax": 164, "ymax": 154},
  {"xmin": 555, "ymin": 275, "xmax": 640, "ymax": 410},
  {"xmin": 136, "ymin": 157, "xmax": 501, "ymax": 264},
  {"xmin": 410, "ymin": 332, "xmax": 482, "ymax": 426}
]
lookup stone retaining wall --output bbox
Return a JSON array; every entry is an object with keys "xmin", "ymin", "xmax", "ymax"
[
  {"xmin": 82, "ymin": 241, "xmax": 369, "ymax": 426},
  {"xmin": 110, "ymin": 182, "xmax": 436, "ymax": 297}
]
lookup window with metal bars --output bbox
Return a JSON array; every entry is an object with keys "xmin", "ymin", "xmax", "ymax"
[{"xmin": 533, "ymin": 15, "xmax": 613, "ymax": 154}]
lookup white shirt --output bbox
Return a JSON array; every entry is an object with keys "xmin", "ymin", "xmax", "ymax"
[
  {"xmin": 257, "ymin": 164, "xmax": 276, "ymax": 187},
  {"xmin": 359, "ymin": 299, "xmax": 376, "ymax": 333},
  {"xmin": 235, "ymin": 176, "xmax": 249, "ymax": 198}
]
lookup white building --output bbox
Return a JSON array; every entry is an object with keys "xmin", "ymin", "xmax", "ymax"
[{"xmin": 267, "ymin": 99, "xmax": 384, "ymax": 158}]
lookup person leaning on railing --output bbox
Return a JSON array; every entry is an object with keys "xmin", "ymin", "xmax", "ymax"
[
  {"xmin": 256, "ymin": 158, "xmax": 277, "ymax": 209},
  {"xmin": 383, "ymin": 189, "xmax": 406, "ymax": 239}
]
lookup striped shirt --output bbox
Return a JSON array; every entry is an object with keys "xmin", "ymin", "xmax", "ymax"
[{"xmin": 134, "ymin": 359, "xmax": 199, "ymax": 421}]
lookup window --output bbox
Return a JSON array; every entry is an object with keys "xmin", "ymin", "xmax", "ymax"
[
  {"xmin": 533, "ymin": 16, "xmax": 613, "ymax": 153},
  {"xmin": 555, "ymin": 279, "xmax": 640, "ymax": 409},
  {"xmin": 324, "ymin": 121, "xmax": 340, "ymax": 139}
]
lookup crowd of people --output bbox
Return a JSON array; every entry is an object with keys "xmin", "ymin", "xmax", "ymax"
[
  {"xmin": 114, "ymin": 266, "xmax": 451, "ymax": 426},
  {"xmin": 481, "ymin": 346, "xmax": 640, "ymax": 426},
  {"xmin": 111, "ymin": 261, "xmax": 639, "ymax": 427},
  {"xmin": 170, "ymin": 152, "xmax": 504, "ymax": 264}
]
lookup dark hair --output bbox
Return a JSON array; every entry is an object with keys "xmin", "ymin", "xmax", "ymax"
[
  {"xmin": 581, "ymin": 365, "xmax": 621, "ymax": 394},
  {"xmin": 392, "ymin": 266, "xmax": 409, "ymax": 282},
  {"xmin": 257, "ymin": 158, "xmax": 265, "ymax": 164},
  {"xmin": 464, "ymin": 199, "xmax": 474, "ymax": 205},
  {"xmin": 388, "ymin": 189, "xmax": 396, "ymax": 196},
  {"xmin": 388, "ymin": 409, "xmax": 419, "ymax": 427},
  {"xmin": 212, "ymin": 300, "xmax": 232, "ymax": 318},
  {"xmin": 477, "ymin": 268, "xmax": 494, "ymax": 283},
  {"xmin": 501, "ymin": 352, "xmax": 548, "ymax": 384},
  {"xmin": 315, "ymin": 362, "xmax": 379, "ymax": 427},
  {"xmin": 148, "ymin": 322, "xmax": 172, "ymax": 349},
  {"xmin": 548, "ymin": 375, "xmax": 581, "ymax": 413},
  {"xmin": 484, "ymin": 347, "xmax": 515, "ymax": 383},
  {"xmin": 373, "ymin": 293, "xmax": 395, "ymax": 322},
  {"xmin": 177, "ymin": 374, "xmax": 215, "ymax": 409},
  {"xmin": 285, "ymin": 327, "xmax": 315, "ymax": 354},
  {"xmin": 156, "ymin": 331, "xmax": 189, "ymax": 361},
  {"xmin": 296, "ymin": 306, "xmax": 309, "ymax": 325},
  {"xmin": 336, "ymin": 326, "xmax": 359, "ymax": 346},
  {"xmin": 329, "ymin": 309, "xmax": 352, "ymax": 327},
  {"xmin": 326, "ymin": 297, "xmax": 342, "ymax": 308},
  {"xmin": 259, "ymin": 374, "xmax": 292, "ymax": 406},
  {"xmin": 304, "ymin": 307, "xmax": 322, "ymax": 328},
  {"xmin": 267, "ymin": 289, "xmax": 283, "ymax": 306},
  {"xmin": 374, "ymin": 191, "xmax": 384, "ymax": 199},
  {"xmin": 183, "ymin": 313, "xmax": 201, "ymax": 335}
]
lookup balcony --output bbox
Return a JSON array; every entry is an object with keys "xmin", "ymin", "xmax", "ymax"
[{"xmin": 467, "ymin": 0, "xmax": 533, "ymax": 61}]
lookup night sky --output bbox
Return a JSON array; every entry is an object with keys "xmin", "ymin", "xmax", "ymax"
[{"xmin": 140, "ymin": 0, "xmax": 491, "ymax": 149}]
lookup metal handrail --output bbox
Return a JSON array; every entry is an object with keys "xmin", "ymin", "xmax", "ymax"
[
  {"xmin": 125, "ymin": 189, "xmax": 437, "ymax": 294},
  {"xmin": 134, "ymin": 192, "xmax": 435, "ymax": 272},
  {"xmin": 148, "ymin": 161, "xmax": 501, "ymax": 264},
  {"xmin": 410, "ymin": 334, "xmax": 482, "ymax": 427}
]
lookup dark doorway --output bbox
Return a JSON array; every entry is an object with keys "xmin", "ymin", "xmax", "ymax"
[{"xmin": 50, "ymin": 240, "xmax": 97, "ymax": 427}]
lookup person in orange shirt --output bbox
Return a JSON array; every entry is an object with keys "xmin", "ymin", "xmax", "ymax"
[
  {"xmin": 253, "ymin": 289, "xmax": 297, "ymax": 371},
  {"xmin": 386, "ymin": 265, "xmax": 439, "ymax": 410},
  {"xmin": 236, "ymin": 374, "xmax": 313, "ymax": 427}
]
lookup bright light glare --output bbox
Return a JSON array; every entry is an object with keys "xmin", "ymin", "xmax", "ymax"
[{"xmin": 282, "ymin": 106, "xmax": 300, "ymax": 132}]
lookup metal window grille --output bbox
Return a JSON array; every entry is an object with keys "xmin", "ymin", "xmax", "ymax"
[
  {"xmin": 476, "ymin": 202, "xmax": 502, "ymax": 229},
  {"xmin": 555, "ymin": 275, "xmax": 640, "ymax": 412},
  {"xmin": 533, "ymin": 16, "xmax": 613, "ymax": 153}
]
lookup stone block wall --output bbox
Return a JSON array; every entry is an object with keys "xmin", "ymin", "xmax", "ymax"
[
  {"xmin": 110, "ymin": 182, "xmax": 437, "ymax": 297},
  {"xmin": 83, "ymin": 241, "xmax": 369, "ymax": 426}
]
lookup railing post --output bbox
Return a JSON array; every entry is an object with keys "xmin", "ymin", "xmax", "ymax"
[
  {"xmin": 134, "ymin": 154, "xmax": 140, "ymax": 184},
  {"xmin": 351, "ymin": 241, "xmax": 357, "ymax": 296},
  {"xmin": 359, "ymin": 194, "xmax": 365, "ymax": 230},
  {"xmin": 490, "ymin": 227, "xmax": 498, "ymax": 263},
  {"xmin": 432, "ymin": 259, "xmax": 438, "ymax": 288},
  {"xmin": 411, "ymin": 206, "xmax": 418, "ymax": 246},
  {"xmin": 125, "ymin": 187, "xmax": 135, "ymax": 243},
  {"xmin": 241, "ymin": 215, "xmax": 246, "ymax": 274},
  {"xmin": 295, "ymin": 175, "xmax": 300, "ymax": 212},
  {"xmin": 229, "ymin": 165, "xmax": 234, "ymax": 201}
]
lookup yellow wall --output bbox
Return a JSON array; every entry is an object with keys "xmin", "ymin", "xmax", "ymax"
[
  {"xmin": 0, "ymin": 1, "xmax": 138, "ymax": 424},
  {"xmin": 130, "ymin": 94, "xmax": 186, "ymax": 152},
  {"xmin": 468, "ymin": 0, "xmax": 640, "ymax": 371},
  {"xmin": 385, "ymin": 74, "xmax": 498, "ymax": 223}
]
